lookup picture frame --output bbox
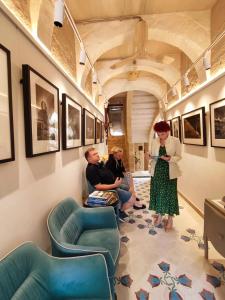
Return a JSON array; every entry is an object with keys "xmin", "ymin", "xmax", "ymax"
[
  {"xmin": 62, "ymin": 94, "xmax": 82, "ymax": 149},
  {"xmin": 22, "ymin": 64, "xmax": 60, "ymax": 157},
  {"xmin": 181, "ymin": 107, "xmax": 206, "ymax": 146},
  {"xmin": 100, "ymin": 121, "xmax": 105, "ymax": 143},
  {"xmin": 171, "ymin": 116, "xmax": 182, "ymax": 141},
  {"xmin": 95, "ymin": 118, "xmax": 101, "ymax": 144},
  {"xmin": 83, "ymin": 108, "xmax": 95, "ymax": 145},
  {"xmin": 0, "ymin": 44, "xmax": 15, "ymax": 164},
  {"xmin": 210, "ymin": 98, "xmax": 225, "ymax": 148},
  {"xmin": 167, "ymin": 119, "xmax": 172, "ymax": 136}
]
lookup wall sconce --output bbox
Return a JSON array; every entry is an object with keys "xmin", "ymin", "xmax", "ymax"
[
  {"xmin": 172, "ymin": 86, "xmax": 177, "ymax": 96},
  {"xmin": 92, "ymin": 70, "xmax": 97, "ymax": 84},
  {"xmin": 54, "ymin": 0, "xmax": 64, "ymax": 27},
  {"xmin": 183, "ymin": 73, "xmax": 190, "ymax": 87},
  {"xmin": 79, "ymin": 47, "xmax": 86, "ymax": 65}
]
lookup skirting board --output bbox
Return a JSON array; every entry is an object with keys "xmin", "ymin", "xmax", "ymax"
[{"xmin": 178, "ymin": 190, "xmax": 204, "ymax": 218}]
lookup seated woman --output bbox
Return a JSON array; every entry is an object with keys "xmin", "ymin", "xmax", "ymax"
[{"xmin": 105, "ymin": 146, "xmax": 146, "ymax": 210}]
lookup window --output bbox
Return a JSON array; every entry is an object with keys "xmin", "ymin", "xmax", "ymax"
[{"xmin": 108, "ymin": 104, "xmax": 124, "ymax": 136}]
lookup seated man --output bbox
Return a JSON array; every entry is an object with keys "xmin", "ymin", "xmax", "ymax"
[
  {"xmin": 105, "ymin": 146, "xmax": 146, "ymax": 210},
  {"xmin": 85, "ymin": 147, "xmax": 142, "ymax": 221}
]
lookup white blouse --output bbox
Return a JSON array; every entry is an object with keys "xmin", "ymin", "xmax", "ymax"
[{"xmin": 149, "ymin": 135, "xmax": 182, "ymax": 179}]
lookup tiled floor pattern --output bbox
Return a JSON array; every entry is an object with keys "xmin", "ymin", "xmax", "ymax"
[{"xmin": 116, "ymin": 178, "xmax": 225, "ymax": 300}]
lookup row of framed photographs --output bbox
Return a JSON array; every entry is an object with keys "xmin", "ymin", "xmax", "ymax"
[
  {"xmin": 0, "ymin": 43, "xmax": 104, "ymax": 163},
  {"xmin": 169, "ymin": 99, "xmax": 225, "ymax": 148}
]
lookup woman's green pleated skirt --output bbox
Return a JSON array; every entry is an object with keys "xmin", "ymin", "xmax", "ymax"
[{"xmin": 149, "ymin": 146, "xmax": 179, "ymax": 216}]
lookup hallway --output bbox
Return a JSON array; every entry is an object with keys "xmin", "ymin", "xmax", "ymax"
[
  {"xmin": 0, "ymin": 1, "xmax": 225, "ymax": 299},
  {"xmin": 116, "ymin": 178, "xmax": 225, "ymax": 300}
]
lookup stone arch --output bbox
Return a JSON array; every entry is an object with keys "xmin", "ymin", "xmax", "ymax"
[
  {"xmin": 104, "ymin": 77, "xmax": 166, "ymax": 101},
  {"xmin": 97, "ymin": 59, "xmax": 180, "ymax": 86}
]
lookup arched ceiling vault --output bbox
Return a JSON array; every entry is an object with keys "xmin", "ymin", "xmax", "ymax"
[
  {"xmin": 104, "ymin": 77, "xmax": 167, "ymax": 101},
  {"xmin": 77, "ymin": 11, "xmax": 210, "ymax": 89},
  {"xmin": 96, "ymin": 58, "xmax": 180, "ymax": 87},
  {"xmin": 26, "ymin": 0, "xmax": 212, "ymax": 108}
]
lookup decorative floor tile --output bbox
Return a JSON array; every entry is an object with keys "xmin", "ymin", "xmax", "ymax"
[{"xmin": 116, "ymin": 178, "xmax": 225, "ymax": 300}]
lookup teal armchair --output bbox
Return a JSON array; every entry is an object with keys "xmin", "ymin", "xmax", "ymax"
[
  {"xmin": 0, "ymin": 242, "xmax": 112, "ymax": 300},
  {"xmin": 47, "ymin": 198, "xmax": 120, "ymax": 298}
]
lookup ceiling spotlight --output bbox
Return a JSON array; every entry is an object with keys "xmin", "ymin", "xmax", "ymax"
[
  {"xmin": 92, "ymin": 70, "xmax": 97, "ymax": 84},
  {"xmin": 172, "ymin": 86, "xmax": 177, "ymax": 96},
  {"xmin": 203, "ymin": 50, "xmax": 211, "ymax": 70},
  {"xmin": 183, "ymin": 73, "xmax": 190, "ymax": 87},
  {"xmin": 79, "ymin": 47, "xmax": 86, "ymax": 65},
  {"xmin": 54, "ymin": 0, "xmax": 64, "ymax": 27}
]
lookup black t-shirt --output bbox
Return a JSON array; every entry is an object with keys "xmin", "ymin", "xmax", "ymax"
[
  {"xmin": 86, "ymin": 162, "xmax": 115, "ymax": 187},
  {"xmin": 105, "ymin": 154, "xmax": 126, "ymax": 178}
]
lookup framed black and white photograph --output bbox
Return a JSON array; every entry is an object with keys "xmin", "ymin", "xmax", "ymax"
[
  {"xmin": 83, "ymin": 108, "xmax": 95, "ymax": 145},
  {"xmin": 62, "ymin": 94, "xmax": 82, "ymax": 149},
  {"xmin": 171, "ymin": 116, "xmax": 181, "ymax": 141},
  {"xmin": 0, "ymin": 44, "xmax": 15, "ymax": 164},
  {"xmin": 22, "ymin": 64, "xmax": 60, "ymax": 157},
  {"xmin": 181, "ymin": 107, "xmax": 206, "ymax": 146},
  {"xmin": 101, "ymin": 121, "xmax": 105, "ymax": 143},
  {"xmin": 210, "ymin": 98, "xmax": 225, "ymax": 148},
  {"xmin": 95, "ymin": 118, "xmax": 101, "ymax": 144}
]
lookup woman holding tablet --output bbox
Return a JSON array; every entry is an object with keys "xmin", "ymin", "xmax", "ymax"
[{"xmin": 148, "ymin": 121, "xmax": 182, "ymax": 231}]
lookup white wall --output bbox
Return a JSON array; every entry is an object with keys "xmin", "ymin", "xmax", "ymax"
[
  {"xmin": 0, "ymin": 10, "xmax": 105, "ymax": 257},
  {"xmin": 167, "ymin": 76, "xmax": 225, "ymax": 213}
]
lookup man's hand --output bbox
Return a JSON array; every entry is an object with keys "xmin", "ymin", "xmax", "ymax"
[
  {"xmin": 160, "ymin": 155, "xmax": 171, "ymax": 161},
  {"xmin": 114, "ymin": 177, "xmax": 122, "ymax": 187}
]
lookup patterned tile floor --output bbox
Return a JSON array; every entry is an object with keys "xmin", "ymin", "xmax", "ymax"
[{"xmin": 116, "ymin": 178, "xmax": 225, "ymax": 300}]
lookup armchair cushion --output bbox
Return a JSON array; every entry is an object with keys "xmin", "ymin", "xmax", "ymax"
[
  {"xmin": 0, "ymin": 242, "xmax": 112, "ymax": 300},
  {"xmin": 77, "ymin": 228, "xmax": 120, "ymax": 263}
]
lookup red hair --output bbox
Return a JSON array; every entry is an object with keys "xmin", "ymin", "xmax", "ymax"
[{"xmin": 154, "ymin": 121, "xmax": 170, "ymax": 132}]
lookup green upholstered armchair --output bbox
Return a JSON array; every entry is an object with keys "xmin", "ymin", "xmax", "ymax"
[
  {"xmin": 0, "ymin": 242, "xmax": 112, "ymax": 300},
  {"xmin": 47, "ymin": 198, "xmax": 120, "ymax": 298}
]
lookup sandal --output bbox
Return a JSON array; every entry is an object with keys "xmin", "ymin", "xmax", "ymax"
[
  {"xmin": 164, "ymin": 219, "xmax": 173, "ymax": 232},
  {"xmin": 133, "ymin": 204, "xmax": 146, "ymax": 210},
  {"xmin": 153, "ymin": 214, "xmax": 163, "ymax": 226}
]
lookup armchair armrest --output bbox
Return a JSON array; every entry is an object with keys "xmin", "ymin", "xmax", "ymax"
[
  {"xmin": 54, "ymin": 242, "xmax": 115, "ymax": 277},
  {"xmin": 48, "ymin": 253, "xmax": 112, "ymax": 299},
  {"xmin": 81, "ymin": 206, "xmax": 118, "ymax": 229}
]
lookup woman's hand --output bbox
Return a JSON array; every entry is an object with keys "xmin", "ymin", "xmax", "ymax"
[
  {"xmin": 114, "ymin": 177, "xmax": 122, "ymax": 187},
  {"xmin": 160, "ymin": 155, "xmax": 171, "ymax": 161}
]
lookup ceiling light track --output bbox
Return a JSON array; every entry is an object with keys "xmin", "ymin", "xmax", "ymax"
[{"xmin": 164, "ymin": 28, "xmax": 225, "ymax": 107}]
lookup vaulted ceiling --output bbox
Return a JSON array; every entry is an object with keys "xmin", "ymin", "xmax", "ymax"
[
  {"xmin": 65, "ymin": 0, "xmax": 217, "ymax": 104},
  {"xmin": 2, "ymin": 0, "xmax": 224, "ymax": 141},
  {"xmin": 64, "ymin": 0, "xmax": 222, "ymax": 141}
]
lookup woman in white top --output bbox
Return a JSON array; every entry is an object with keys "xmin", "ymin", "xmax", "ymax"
[{"xmin": 148, "ymin": 121, "xmax": 182, "ymax": 231}]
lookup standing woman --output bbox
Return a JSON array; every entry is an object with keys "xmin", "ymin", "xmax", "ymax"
[{"xmin": 149, "ymin": 121, "xmax": 182, "ymax": 230}]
